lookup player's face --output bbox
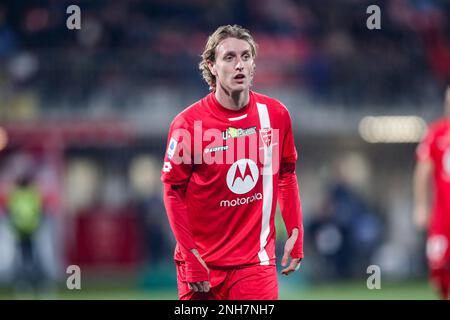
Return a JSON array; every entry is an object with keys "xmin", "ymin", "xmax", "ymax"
[{"xmin": 210, "ymin": 37, "xmax": 255, "ymax": 93}]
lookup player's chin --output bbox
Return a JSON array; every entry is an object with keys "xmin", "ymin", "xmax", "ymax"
[{"xmin": 230, "ymin": 82, "xmax": 249, "ymax": 92}]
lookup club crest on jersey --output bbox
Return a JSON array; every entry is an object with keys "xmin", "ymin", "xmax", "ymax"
[
  {"xmin": 222, "ymin": 126, "xmax": 256, "ymax": 140},
  {"xmin": 260, "ymin": 127, "xmax": 273, "ymax": 147},
  {"xmin": 166, "ymin": 137, "xmax": 177, "ymax": 160}
]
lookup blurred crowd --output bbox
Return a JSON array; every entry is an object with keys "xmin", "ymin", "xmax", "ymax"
[{"xmin": 0, "ymin": 0, "xmax": 449, "ymax": 121}]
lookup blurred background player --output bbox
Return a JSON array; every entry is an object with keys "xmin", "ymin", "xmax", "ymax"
[
  {"xmin": 6, "ymin": 172, "xmax": 45, "ymax": 296},
  {"xmin": 161, "ymin": 25, "xmax": 304, "ymax": 300},
  {"xmin": 413, "ymin": 85, "xmax": 450, "ymax": 300}
]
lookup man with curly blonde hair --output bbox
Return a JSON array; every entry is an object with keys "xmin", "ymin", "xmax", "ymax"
[
  {"xmin": 199, "ymin": 25, "xmax": 258, "ymax": 91},
  {"xmin": 162, "ymin": 25, "xmax": 304, "ymax": 300}
]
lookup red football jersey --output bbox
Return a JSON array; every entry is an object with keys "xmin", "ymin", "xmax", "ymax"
[
  {"xmin": 161, "ymin": 90, "xmax": 303, "ymax": 268},
  {"xmin": 416, "ymin": 118, "xmax": 450, "ymax": 232}
]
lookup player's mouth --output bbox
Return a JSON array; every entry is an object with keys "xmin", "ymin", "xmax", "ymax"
[{"xmin": 234, "ymin": 74, "xmax": 246, "ymax": 83}]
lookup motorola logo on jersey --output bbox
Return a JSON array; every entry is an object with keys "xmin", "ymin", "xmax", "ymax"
[{"xmin": 226, "ymin": 158, "xmax": 259, "ymax": 194}]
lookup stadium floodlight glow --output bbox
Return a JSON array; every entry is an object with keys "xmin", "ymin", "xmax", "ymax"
[
  {"xmin": 0, "ymin": 127, "xmax": 8, "ymax": 151},
  {"xmin": 359, "ymin": 116, "xmax": 427, "ymax": 143},
  {"xmin": 129, "ymin": 155, "xmax": 158, "ymax": 196}
]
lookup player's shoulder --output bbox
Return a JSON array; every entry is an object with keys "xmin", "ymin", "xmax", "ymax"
[{"xmin": 251, "ymin": 91, "xmax": 291, "ymax": 116}]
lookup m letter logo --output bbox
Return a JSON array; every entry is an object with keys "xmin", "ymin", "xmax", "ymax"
[{"xmin": 226, "ymin": 159, "xmax": 259, "ymax": 194}]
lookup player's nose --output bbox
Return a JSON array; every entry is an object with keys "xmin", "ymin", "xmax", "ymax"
[{"xmin": 235, "ymin": 59, "xmax": 244, "ymax": 71}]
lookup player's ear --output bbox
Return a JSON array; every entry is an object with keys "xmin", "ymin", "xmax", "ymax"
[{"xmin": 208, "ymin": 60, "xmax": 217, "ymax": 76}]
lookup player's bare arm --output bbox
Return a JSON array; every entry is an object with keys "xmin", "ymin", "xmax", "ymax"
[{"xmin": 413, "ymin": 160, "xmax": 433, "ymax": 230}]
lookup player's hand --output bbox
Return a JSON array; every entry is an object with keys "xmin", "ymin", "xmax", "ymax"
[
  {"xmin": 413, "ymin": 205, "xmax": 428, "ymax": 231},
  {"xmin": 188, "ymin": 281, "xmax": 210, "ymax": 293},
  {"xmin": 281, "ymin": 229, "xmax": 302, "ymax": 275},
  {"xmin": 187, "ymin": 249, "xmax": 211, "ymax": 293}
]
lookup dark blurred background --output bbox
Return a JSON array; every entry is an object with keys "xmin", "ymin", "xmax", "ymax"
[{"xmin": 0, "ymin": 0, "xmax": 449, "ymax": 299}]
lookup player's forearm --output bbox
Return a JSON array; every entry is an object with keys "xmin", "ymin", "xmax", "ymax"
[
  {"xmin": 413, "ymin": 163, "xmax": 431, "ymax": 209},
  {"xmin": 413, "ymin": 176, "xmax": 427, "ymax": 209},
  {"xmin": 278, "ymin": 166, "xmax": 304, "ymax": 258}
]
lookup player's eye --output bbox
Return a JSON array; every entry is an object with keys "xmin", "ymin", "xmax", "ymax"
[
  {"xmin": 242, "ymin": 54, "xmax": 250, "ymax": 60},
  {"xmin": 224, "ymin": 55, "xmax": 233, "ymax": 61}
]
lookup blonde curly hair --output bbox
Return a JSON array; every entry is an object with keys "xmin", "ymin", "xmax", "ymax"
[{"xmin": 199, "ymin": 25, "xmax": 258, "ymax": 90}]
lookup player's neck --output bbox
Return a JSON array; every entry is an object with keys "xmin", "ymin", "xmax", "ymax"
[{"xmin": 214, "ymin": 86, "xmax": 250, "ymax": 111}]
